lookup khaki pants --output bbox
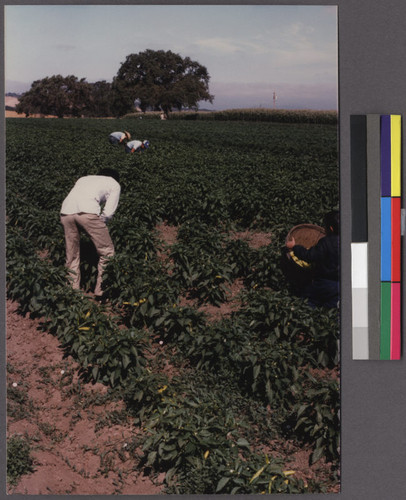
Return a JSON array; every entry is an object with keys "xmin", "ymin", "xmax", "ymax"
[{"xmin": 60, "ymin": 213, "xmax": 114, "ymax": 296}]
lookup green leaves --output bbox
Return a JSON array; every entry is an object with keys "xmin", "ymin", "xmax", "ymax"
[
  {"xmin": 216, "ymin": 476, "xmax": 231, "ymax": 492},
  {"xmin": 7, "ymin": 435, "xmax": 34, "ymax": 486},
  {"xmin": 292, "ymin": 376, "xmax": 340, "ymax": 465},
  {"xmin": 6, "ymin": 117, "xmax": 339, "ymax": 494},
  {"xmin": 113, "ymin": 49, "xmax": 213, "ymax": 116}
]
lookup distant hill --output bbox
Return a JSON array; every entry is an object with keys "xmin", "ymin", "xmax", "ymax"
[{"xmin": 5, "ymin": 95, "xmax": 20, "ymax": 109}]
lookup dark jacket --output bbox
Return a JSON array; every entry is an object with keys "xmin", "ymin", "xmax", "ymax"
[{"xmin": 293, "ymin": 234, "xmax": 339, "ymax": 281}]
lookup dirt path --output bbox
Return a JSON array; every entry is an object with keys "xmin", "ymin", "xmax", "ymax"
[
  {"xmin": 6, "ymin": 299, "xmax": 164, "ymax": 495},
  {"xmin": 6, "ymin": 224, "xmax": 339, "ymax": 493},
  {"xmin": 6, "ymin": 223, "xmax": 272, "ymax": 494},
  {"xmin": 6, "ymin": 297, "xmax": 339, "ymax": 494}
]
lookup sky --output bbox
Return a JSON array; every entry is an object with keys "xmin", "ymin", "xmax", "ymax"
[{"xmin": 5, "ymin": 5, "xmax": 338, "ymax": 110}]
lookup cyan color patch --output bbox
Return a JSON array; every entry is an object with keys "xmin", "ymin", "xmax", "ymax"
[{"xmin": 380, "ymin": 197, "xmax": 391, "ymax": 281}]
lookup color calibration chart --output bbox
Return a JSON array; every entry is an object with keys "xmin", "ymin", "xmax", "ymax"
[{"xmin": 351, "ymin": 114, "xmax": 403, "ymax": 360}]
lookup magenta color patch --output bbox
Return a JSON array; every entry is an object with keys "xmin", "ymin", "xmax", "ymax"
[{"xmin": 390, "ymin": 282, "xmax": 401, "ymax": 360}]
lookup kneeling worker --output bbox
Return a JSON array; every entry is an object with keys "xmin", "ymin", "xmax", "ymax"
[
  {"xmin": 286, "ymin": 210, "xmax": 340, "ymax": 308},
  {"xmin": 60, "ymin": 168, "xmax": 121, "ymax": 297}
]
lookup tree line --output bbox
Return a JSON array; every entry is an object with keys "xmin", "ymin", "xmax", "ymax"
[{"xmin": 15, "ymin": 49, "xmax": 213, "ymax": 119}]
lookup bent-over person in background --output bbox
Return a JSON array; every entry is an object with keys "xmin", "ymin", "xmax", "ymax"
[
  {"xmin": 108, "ymin": 131, "xmax": 131, "ymax": 145},
  {"xmin": 125, "ymin": 139, "xmax": 150, "ymax": 153}
]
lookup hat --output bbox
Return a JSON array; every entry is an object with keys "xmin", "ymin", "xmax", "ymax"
[
  {"xmin": 143, "ymin": 140, "xmax": 150, "ymax": 148},
  {"xmin": 124, "ymin": 131, "xmax": 131, "ymax": 140}
]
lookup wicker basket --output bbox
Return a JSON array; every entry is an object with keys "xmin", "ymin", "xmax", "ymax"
[
  {"xmin": 285, "ymin": 223, "xmax": 325, "ymax": 248},
  {"xmin": 281, "ymin": 224, "xmax": 326, "ymax": 288}
]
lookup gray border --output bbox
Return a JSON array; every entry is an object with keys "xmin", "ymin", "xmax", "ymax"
[
  {"xmin": 3, "ymin": 1, "xmax": 406, "ymax": 499},
  {"xmin": 340, "ymin": 1, "xmax": 406, "ymax": 499}
]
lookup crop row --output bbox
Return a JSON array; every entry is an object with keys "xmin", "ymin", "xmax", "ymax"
[
  {"xmin": 6, "ymin": 117, "xmax": 339, "ymax": 492},
  {"xmin": 7, "ymin": 223, "xmax": 339, "ymax": 492},
  {"xmin": 123, "ymin": 108, "xmax": 338, "ymax": 124},
  {"xmin": 6, "ymin": 118, "xmax": 338, "ymax": 230}
]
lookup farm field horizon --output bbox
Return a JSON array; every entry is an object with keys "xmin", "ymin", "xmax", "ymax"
[{"xmin": 6, "ymin": 116, "xmax": 340, "ymax": 494}]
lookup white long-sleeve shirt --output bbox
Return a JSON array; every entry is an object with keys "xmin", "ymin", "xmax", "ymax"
[{"xmin": 61, "ymin": 175, "xmax": 121, "ymax": 220}]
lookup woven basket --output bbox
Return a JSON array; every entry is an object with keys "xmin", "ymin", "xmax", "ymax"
[
  {"xmin": 285, "ymin": 223, "xmax": 325, "ymax": 248},
  {"xmin": 281, "ymin": 224, "xmax": 325, "ymax": 288}
]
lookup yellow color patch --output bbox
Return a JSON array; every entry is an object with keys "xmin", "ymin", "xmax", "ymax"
[{"xmin": 391, "ymin": 114, "xmax": 401, "ymax": 197}]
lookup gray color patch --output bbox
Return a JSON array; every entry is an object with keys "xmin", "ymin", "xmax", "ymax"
[
  {"xmin": 352, "ymin": 327, "xmax": 370, "ymax": 360},
  {"xmin": 367, "ymin": 114, "xmax": 382, "ymax": 359},
  {"xmin": 352, "ymin": 287, "xmax": 369, "ymax": 328}
]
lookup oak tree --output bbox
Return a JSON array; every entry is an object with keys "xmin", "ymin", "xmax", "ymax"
[
  {"xmin": 16, "ymin": 75, "xmax": 92, "ymax": 118},
  {"xmin": 112, "ymin": 49, "xmax": 214, "ymax": 117}
]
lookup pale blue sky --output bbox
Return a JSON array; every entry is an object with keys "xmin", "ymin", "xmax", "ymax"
[{"xmin": 5, "ymin": 5, "xmax": 338, "ymax": 110}]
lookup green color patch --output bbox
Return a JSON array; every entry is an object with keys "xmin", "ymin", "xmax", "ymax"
[{"xmin": 380, "ymin": 282, "xmax": 391, "ymax": 360}]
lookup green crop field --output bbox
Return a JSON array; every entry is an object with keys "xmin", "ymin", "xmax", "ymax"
[{"xmin": 6, "ymin": 116, "xmax": 340, "ymax": 493}]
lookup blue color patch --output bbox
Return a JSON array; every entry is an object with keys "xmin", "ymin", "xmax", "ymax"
[{"xmin": 380, "ymin": 197, "xmax": 392, "ymax": 281}]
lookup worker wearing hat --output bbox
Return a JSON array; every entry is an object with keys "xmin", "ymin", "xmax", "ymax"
[
  {"xmin": 109, "ymin": 131, "xmax": 131, "ymax": 145},
  {"xmin": 125, "ymin": 139, "xmax": 150, "ymax": 154}
]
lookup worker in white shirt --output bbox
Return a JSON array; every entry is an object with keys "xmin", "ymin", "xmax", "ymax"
[
  {"xmin": 125, "ymin": 139, "xmax": 150, "ymax": 153},
  {"xmin": 60, "ymin": 168, "xmax": 121, "ymax": 297},
  {"xmin": 109, "ymin": 131, "xmax": 131, "ymax": 145}
]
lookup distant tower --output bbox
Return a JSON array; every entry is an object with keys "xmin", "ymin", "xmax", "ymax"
[{"xmin": 273, "ymin": 91, "xmax": 277, "ymax": 108}]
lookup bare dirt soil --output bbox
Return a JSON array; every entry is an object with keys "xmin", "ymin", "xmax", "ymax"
[
  {"xmin": 5, "ymin": 97, "xmax": 58, "ymax": 118},
  {"xmin": 6, "ymin": 299, "xmax": 165, "ymax": 495},
  {"xmin": 155, "ymin": 223, "xmax": 272, "ymax": 321},
  {"xmin": 7, "ymin": 223, "xmax": 270, "ymax": 494},
  {"xmin": 6, "ymin": 223, "xmax": 338, "ymax": 494}
]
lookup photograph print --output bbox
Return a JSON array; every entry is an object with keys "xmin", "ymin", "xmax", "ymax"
[{"xmin": 5, "ymin": 4, "xmax": 339, "ymax": 495}]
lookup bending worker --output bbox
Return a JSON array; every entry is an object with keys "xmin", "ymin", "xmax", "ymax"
[
  {"xmin": 286, "ymin": 210, "xmax": 340, "ymax": 308},
  {"xmin": 109, "ymin": 131, "xmax": 131, "ymax": 145},
  {"xmin": 60, "ymin": 168, "xmax": 121, "ymax": 298},
  {"xmin": 125, "ymin": 139, "xmax": 150, "ymax": 153}
]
